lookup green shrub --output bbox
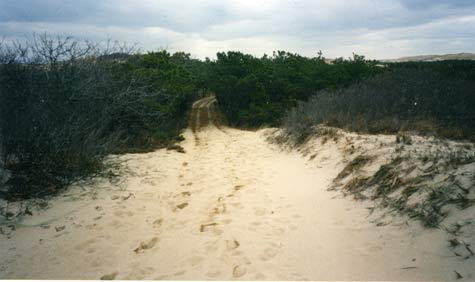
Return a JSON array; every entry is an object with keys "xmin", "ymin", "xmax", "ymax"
[{"xmin": 208, "ymin": 51, "xmax": 380, "ymax": 127}]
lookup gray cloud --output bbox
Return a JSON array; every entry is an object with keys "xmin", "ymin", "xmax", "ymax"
[
  {"xmin": 399, "ymin": 0, "xmax": 475, "ymax": 9},
  {"xmin": 0, "ymin": 0, "xmax": 474, "ymax": 59}
]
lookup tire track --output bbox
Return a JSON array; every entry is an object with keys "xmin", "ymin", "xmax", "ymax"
[{"xmin": 190, "ymin": 96, "xmax": 226, "ymax": 146}]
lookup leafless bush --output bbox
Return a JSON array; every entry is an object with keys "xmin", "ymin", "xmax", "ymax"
[
  {"xmin": 0, "ymin": 34, "xmax": 182, "ymax": 200},
  {"xmin": 283, "ymin": 69, "xmax": 475, "ymax": 141}
]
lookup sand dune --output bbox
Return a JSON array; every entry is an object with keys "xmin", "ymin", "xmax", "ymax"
[
  {"xmin": 0, "ymin": 97, "xmax": 474, "ymax": 280},
  {"xmin": 382, "ymin": 53, "xmax": 475, "ymax": 62}
]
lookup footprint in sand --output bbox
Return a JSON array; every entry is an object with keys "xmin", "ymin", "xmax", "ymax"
[
  {"xmin": 134, "ymin": 237, "xmax": 159, "ymax": 253},
  {"xmin": 240, "ymin": 256, "xmax": 252, "ymax": 265},
  {"xmin": 174, "ymin": 191, "xmax": 191, "ymax": 198},
  {"xmin": 187, "ymin": 255, "xmax": 205, "ymax": 267},
  {"xmin": 204, "ymin": 240, "xmax": 220, "ymax": 253},
  {"xmin": 168, "ymin": 219, "xmax": 187, "ymax": 230},
  {"xmin": 251, "ymin": 221, "xmax": 263, "ymax": 226},
  {"xmin": 74, "ymin": 238, "xmax": 97, "ymax": 251},
  {"xmin": 100, "ymin": 272, "xmax": 119, "ymax": 280},
  {"xmin": 124, "ymin": 266, "xmax": 156, "ymax": 280},
  {"xmin": 176, "ymin": 203, "xmax": 189, "ymax": 210},
  {"xmin": 206, "ymin": 270, "xmax": 222, "ymax": 278},
  {"xmin": 231, "ymin": 250, "xmax": 244, "ymax": 256},
  {"xmin": 108, "ymin": 220, "xmax": 122, "ymax": 228},
  {"xmin": 114, "ymin": 204, "xmax": 127, "ymax": 210},
  {"xmin": 272, "ymin": 226, "xmax": 285, "ymax": 235},
  {"xmin": 274, "ymin": 217, "xmax": 290, "ymax": 224},
  {"xmin": 212, "ymin": 228, "xmax": 224, "ymax": 235},
  {"xmin": 259, "ymin": 248, "xmax": 279, "ymax": 261},
  {"xmin": 153, "ymin": 218, "xmax": 163, "ymax": 228},
  {"xmin": 234, "ymin": 185, "xmax": 245, "ymax": 192},
  {"xmin": 90, "ymin": 259, "xmax": 102, "ymax": 268},
  {"xmin": 99, "ymin": 234, "xmax": 112, "ymax": 240},
  {"xmin": 291, "ymin": 272, "xmax": 309, "ymax": 281},
  {"xmin": 155, "ymin": 274, "xmax": 169, "ymax": 280},
  {"xmin": 254, "ymin": 208, "xmax": 266, "ymax": 216},
  {"xmin": 226, "ymin": 239, "xmax": 240, "ymax": 250},
  {"xmin": 233, "ymin": 265, "xmax": 247, "ymax": 278},
  {"xmin": 230, "ymin": 202, "xmax": 243, "ymax": 209},
  {"xmin": 173, "ymin": 270, "xmax": 186, "ymax": 276},
  {"xmin": 254, "ymin": 273, "xmax": 267, "ymax": 280},
  {"xmin": 200, "ymin": 222, "xmax": 217, "ymax": 232},
  {"xmin": 221, "ymin": 218, "xmax": 233, "ymax": 225},
  {"xmin": 210, "ymin": 203, "xmax": 226, "ymax": 216},
  {"xmin": 114, "ymin": 210, "xmax": 134, "ymax": 217},
  {"xmin": 85, "ymin": 223, "xmax": 99, "ymax": 230}
]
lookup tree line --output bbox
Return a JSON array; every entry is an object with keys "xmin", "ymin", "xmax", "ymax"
[
  {"xmin": 206, "ymin": 51, "xmax": 380, "ymax": 127},
  {"xmin": 201, "ymin": 50, "xmax": 475, "ymax": 141}
]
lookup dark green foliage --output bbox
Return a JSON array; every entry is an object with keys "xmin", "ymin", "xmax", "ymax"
[
  {"xmin": 208, "ymin": 51, "xmax": 380, "ymax": 127},
  {"xmin": 109, "ymin": 50, "xmax": 198, "ymax": 149}
]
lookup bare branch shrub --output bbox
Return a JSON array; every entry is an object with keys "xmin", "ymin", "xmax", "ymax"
[
  {"xmin": 0, "ymin": 34, "xmax": 195, "ymax": 200},
  {"xmin": 283, "ymin": 68, "xmax": 475, "ymax": 141}
]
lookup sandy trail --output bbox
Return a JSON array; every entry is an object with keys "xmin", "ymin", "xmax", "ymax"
[{"xmin": 0, "ymin": 97, "xmax": 472, "ymax": 280}]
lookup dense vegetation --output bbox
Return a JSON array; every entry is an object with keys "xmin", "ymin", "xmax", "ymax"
[
  {"xmin": 207, "ymin": 51, "xmax": 380, "ymax": 127},
  {"xmin": 202, "ymin": 50, "xmax": 474, "ymax": 140},
  {"xmin": 0, "ymin": 36, "xmax": 200, "ymax": 200},
  {"xmin": 283, "ymin": 61, "xmax": 475, "ymax": 141}
]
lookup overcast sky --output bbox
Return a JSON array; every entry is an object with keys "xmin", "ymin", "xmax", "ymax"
[{"xmin": 1, "ymin": 0, "xmax": 474, "ymax": 59}]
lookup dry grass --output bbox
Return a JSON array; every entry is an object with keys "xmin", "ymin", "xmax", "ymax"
[
  {"xmin": 334, "ymin": 155, "xmax": 374, "ymax": 182},
  {"xmin": 282, "ymin": 69, "xmax": 475, "ymax": 142},
  {"xmin": 330, "ymin": 132, "xmax": 475, "ymax": 228}
]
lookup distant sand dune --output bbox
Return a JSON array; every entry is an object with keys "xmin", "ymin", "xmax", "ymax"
[{"xmin": 382, "ymin": 53, "xmax": 475, "ymax": 62}]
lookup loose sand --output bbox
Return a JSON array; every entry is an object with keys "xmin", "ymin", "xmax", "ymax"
[{"xmin": 1, "ymin": 97, "xmax": 474, "ymax": 280}]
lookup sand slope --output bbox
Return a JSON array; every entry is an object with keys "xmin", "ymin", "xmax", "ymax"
[{"xmin": 1, "ymin": 97, "xmax": 473, "ymax": 280}]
